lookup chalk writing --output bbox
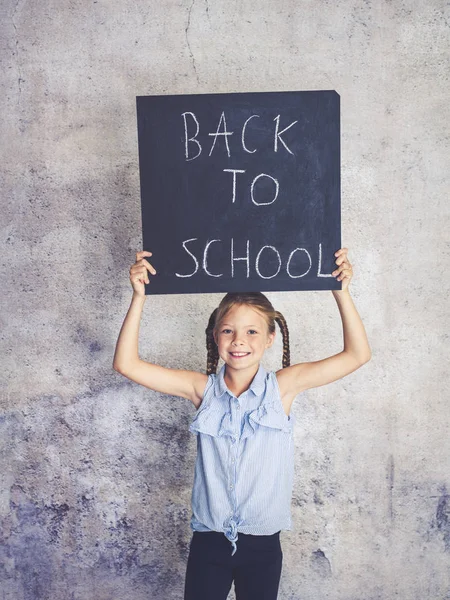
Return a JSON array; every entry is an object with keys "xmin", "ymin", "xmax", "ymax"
[
  {"xmin": 137, "ymin": 90, "xmax": 341, "ymax": 294},
  {"xmin": 175, "ymin": 240, "xmax": 333, "ymax": 280},
  {"xmin": 182, "ymin": 112, "xmax": 298, "ymax": 159}
]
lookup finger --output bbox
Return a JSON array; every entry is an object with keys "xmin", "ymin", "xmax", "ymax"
[
  {"xmin": 131, "ymin": 259, "xmax": 156, "ymax": 275},
  {"xmin": 338, "ymin": 269, "xmax": 352, "ymax": 281},
  {"xmin": 332, "ymin": 262, "xmax": 351, "ymax": 276},
  {"xmin": 136, "ymin": 250, "xmax": 153, "ymax": 262},
  {"xmin": 134, "ymin": 263, "xmax": 155, "ymax": 284},
  {"xmin": 130, "ymin": 264, "xmax": 145, "ymax": 276},
  {"xmin": 130, "ymin": 265, "xmax": 151, "ymax": 284},
  {"xmin": 333, "ymin": 264, "xmax": 351, "ymax": 277},
  {"xmin": 334, "ymin": 247, "xmax": 348, "ymax": 257},
  {"xmin": 139, "ymin": 258, "xmax": 157, "ymax": 275},
  {"xmin": 136, "ymin": 265, "xmax": 150, "ymax": 284},
  {"xmin": 335, "ymin": 254, "xmax": 349, "ymax": 266},
  {"xmin": 132, "ymin": 265, "xmax": 147, "ymax": 278},
  {"xmin": 337, "ymin": 260, "xmax": 352, "ymax": 272},
  {"xmin": 132, "ymin": 273, "xmax": 145, "ymax": 285},
  {"xmin": 140, "ymin": 265, "xmax": 155, "ymax": 283},
  {"xmin": 336, "ymin": 256, "xmax": 352, "ymax": 271}
]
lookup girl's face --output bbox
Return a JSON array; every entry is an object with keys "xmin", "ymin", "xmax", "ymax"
[{"xmin": 214, "ymin": 304, "xmax": 275, "ymax": 372}]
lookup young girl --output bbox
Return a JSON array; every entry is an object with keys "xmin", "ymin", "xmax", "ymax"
[{"xmin": 113, "ymin": 247, "xmax": 371, "ymax": 600}]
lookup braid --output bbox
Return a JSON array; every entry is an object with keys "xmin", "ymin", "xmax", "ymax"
[
  {"xmin": 274, "ymin": 311, "xmax": 290, "ymax": 368},
  {"xmin": 205, "ymin": 308, "xmax": 219, "ymax": 375}
]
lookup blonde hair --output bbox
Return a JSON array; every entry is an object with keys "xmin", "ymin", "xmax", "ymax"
[{"xmin": 205, "ymin": 292, "xmax": 290, "ymax": 375}]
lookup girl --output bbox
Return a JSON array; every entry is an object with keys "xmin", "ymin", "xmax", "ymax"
[{"xmin": 113, "ymin": 247, "xmax": 371, "ymax": 600}]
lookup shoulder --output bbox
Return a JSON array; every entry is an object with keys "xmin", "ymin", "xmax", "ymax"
[
  {"xmin": 251, "ymin": 369, "xmax": 294, "ymax": 418},
  {"xmin": 275, "ymin": 364, "xmax": 313, "ymax": 395},
  {"xmin": 274, "ymin": 368, "xmax": 302, "ymax": 417},
  {"xmin": 191, "ymin": 372, "xmax": 211, "ymax": 410},
  {"xmin": 250, "ymin": 369, "xmax": 295, "ymax": 420}
]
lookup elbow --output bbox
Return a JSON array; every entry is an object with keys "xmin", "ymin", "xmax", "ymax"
[
  {"xmin": 360, "ymin": 351, "xmax": 372, "ymax": 364},
  {"xmin": 113, "ymin": 359, "xmax": 139, "ymax": 375},
  {"xmin": 345, "ymin": 349, "xmax": 372, "ymax": 366},
  {"xmin": 113, "ymin": 361, "xmax": 124, "ymax": 374},
  {"xmin": 348, "ymin": 351, "xmax": 371, "ymax": 366}
]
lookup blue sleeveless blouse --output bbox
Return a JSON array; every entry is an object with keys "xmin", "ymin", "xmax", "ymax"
[{"xmin": 188, "ymin": 363, "xmax": 296, "ymax": 555}]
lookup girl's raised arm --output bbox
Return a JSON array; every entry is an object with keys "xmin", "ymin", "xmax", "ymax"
[
  {"xmin": 112, "ymin": 251, "xmax": 208, "ymax": 408},
  {"xmin": 277, "ymin": 248, "xmax": 371, "ymax": 409}
]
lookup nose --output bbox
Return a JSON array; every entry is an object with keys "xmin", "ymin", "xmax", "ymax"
[{"xmin": 231, "ymin": 334, "xmax": 244, "ymax": 346}]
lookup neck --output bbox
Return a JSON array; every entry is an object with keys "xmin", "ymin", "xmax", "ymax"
[{"xmin": 224, "ymin": 364, "xmax": 260, "ymax": 397}]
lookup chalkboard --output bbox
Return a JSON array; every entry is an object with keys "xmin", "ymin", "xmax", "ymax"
[{"xmin": 136, "ymin": 90, "xmax": 341, "ymax": 295}]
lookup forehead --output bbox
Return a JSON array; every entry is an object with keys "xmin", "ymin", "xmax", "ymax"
[{"xmin": 220, "ymin": 304, "xmax": 268, "ymax": 326}]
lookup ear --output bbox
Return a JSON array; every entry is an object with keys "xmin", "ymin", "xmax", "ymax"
[
  {"xmin": 266, "ymin": 331, "xmax": 275, "ymax": 349},
  {"xmin": 213, "ymin": 329, "xmax": 218, "ymax": 345}
]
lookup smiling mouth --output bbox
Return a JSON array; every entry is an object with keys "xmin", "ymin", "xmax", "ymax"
[{"xmin": 229, "ymin": 352, "xmax": 250, "ymax": 358}]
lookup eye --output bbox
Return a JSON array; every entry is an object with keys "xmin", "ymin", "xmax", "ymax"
[
  {"xmin": 221, "ymin": 328, "xmax": 232, "ymax": 334},
  {"xmin": 248, "ymin": 329, "xmax": 258, "ymax": 335}
]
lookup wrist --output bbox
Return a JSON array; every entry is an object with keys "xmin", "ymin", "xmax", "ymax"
[
  {"xmin": 332, "ymin": 288, "xmax": 351, "ymax": 298},
  {"xmin": 132, "ymin": 291, "xmax": 147, "ymax": 303}
]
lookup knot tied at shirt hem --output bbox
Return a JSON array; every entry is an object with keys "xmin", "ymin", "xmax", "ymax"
[{"xmin": 223, "ymin": 517, "xmax": 243, "ymax": 556}]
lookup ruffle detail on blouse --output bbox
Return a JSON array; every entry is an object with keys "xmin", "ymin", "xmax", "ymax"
[
  {"xmin": 189, "ymin": 402, "xmax": 236, "ymax": 439},
  {"xmin": 188, "ymin": 370, "xmax": 294, "ymax": 441},
  {"xmin": 240, "ymin": 395, "xmax": 293, "ymax": 440}
]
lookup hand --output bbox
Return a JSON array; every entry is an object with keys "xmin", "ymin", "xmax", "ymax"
[
  {"xmin": 332, "ymin": 248, "xmax": 353, "ymax": 292},
  {"xmin": 129, "ymin": 250, "xmax": 157, "ymax": 297}
]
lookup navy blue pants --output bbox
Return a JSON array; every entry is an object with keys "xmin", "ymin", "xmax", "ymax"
[{"xmin": 184, "ymin": 530, "xmax": 283, "ymax": 600}]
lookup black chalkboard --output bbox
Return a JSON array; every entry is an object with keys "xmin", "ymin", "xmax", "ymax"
[{"xmin": 136, "ymin": 90, "xmax": 341, "ymax": 295}]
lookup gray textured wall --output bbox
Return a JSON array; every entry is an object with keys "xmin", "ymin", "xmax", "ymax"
[{"xmin": 1, "ymin": 0, "xmax": 449, "ymax": 598}]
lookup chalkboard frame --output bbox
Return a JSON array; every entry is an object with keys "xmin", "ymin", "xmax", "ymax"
[{"xmin": 136, "ymin": 89, "xmax": 341, "ymax": 295}]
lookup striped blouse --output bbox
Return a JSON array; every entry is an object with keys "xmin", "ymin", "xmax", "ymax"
[{"xmin": 188, "ymin": 363, "xmax": 296, "ymax": 556}]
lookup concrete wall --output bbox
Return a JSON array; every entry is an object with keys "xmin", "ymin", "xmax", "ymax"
[{"xmin": 1, "ymin": 0, "xmax": 449, "ymax": 598}]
